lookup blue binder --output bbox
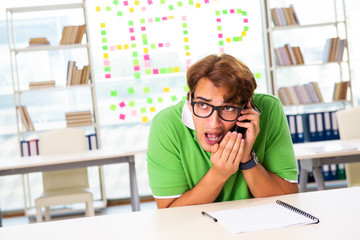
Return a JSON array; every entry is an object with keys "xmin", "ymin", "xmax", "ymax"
[
  {"xmin": 287, "ymin": 115, "xmax": 297, "ymax": 143},
  {"xmin": 330, "ymin": 111, "xmax": 340, "ymax": 140},
  {"xmin": 295, "ymin": 114, "xmax": 305, "ymax": 143},
  {"xmin": 305, "ymin": 113, "xmax": 317, "ymax": 142},
  {"xmin": 323, "ymin": 111, "xmax": 333, "ymax": 140}
]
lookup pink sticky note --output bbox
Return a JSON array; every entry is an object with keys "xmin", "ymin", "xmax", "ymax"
[
  {"xmin": 148, "ymin": 18, "xmax": 153, "ymax": 23},
  {"xmin": 186, "ymin": 59, "xmax": 192, "ymax": 65},
  {"xmin": 119, "ymin": 101, "xmax": 126, "ymax": 108},
  {"xmin": 230, "ymin": 9, "xmax": 235, "ymax": 14},
  {"xmin": 110, "ymin": 46, "xmax": 115, "ymax": 51},
  {"xmin": 182, "ymin": 16, "xmax": 187, "ymax": 21},
  {"xmin": 129, "ymin": 27, "xmax": 134, "ymax": 33},
  {"xmin": 134, "ymin": 65, "xmax": 140, "ymax": 71},
  {"xmin": 244, "ymin": 18, "xmax": 248, "ymax": 23},
  {"xmin": 141, "ymin": 26, "xmax": 146, "ymax": 31},
  {"xmin": 216, "ymin": 18, "xmax": 221, "ymax": 22},
  {"xmin": 162, "ymin": 17, "xmax": 167, "ymax": 21},
  {"xmin": 105, "ymin": 74, "xmax": 111, "ymax": 78},
  {"xmin": 219, "ymin": 47, "xmax": 225, "ymax": 53},
  {"xmin": 147, "ymin": 0, "xmax": 153, "ymax": 5},
  {"xmin": 131, "ymin": 110, "xmax": 137, "ymax": 116},
  {"xmin": 144, "ymin": 55, "xmax": 150, "ymax": 60},
  {"xmin": 204, "ymin": 0, "xmax": 209, "ymax": 3},
  {"xmin": 158, "ymin": 43, "xmax": 163, "ymax": 47},
  {"xmin": 218, "ymin": 33, "xmax": 223, "ymax": 38},
  {"xmin": 141, "ymin": 6, "xmax": 146, "ymax": 11},
  {"xmin": 104, "ymin": 60, "xmax": 110, "ymax": 66},
  {"xmin": 153, "ymin": 69, "xmax": 159, "ymax": 74},
  {"xmin": 123, "ymin": 1, "xmax": 128, "ymax": 6},
  {"xmin": 131, "ymin": 36, "xmax": 136, "ymax": 41},
  {"xmin": 119, "ymin": 114, "xmax": 126, "ymax": 120},
  {"xmin": 144, "ymin": 61, "xmax": 151, "ymax": 67},
  {"xmin": 165, "ymin": 42, "xmax": 170, "ymax": 47}
]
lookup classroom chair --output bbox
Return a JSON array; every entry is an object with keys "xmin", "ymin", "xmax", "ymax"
[
  {"xmin": 336, "ymin": 106, "xmax": 360, "ymax": 187},
  {"xmin": 35, "ymin": 128, "xmax": 95, "ymax": 222}
]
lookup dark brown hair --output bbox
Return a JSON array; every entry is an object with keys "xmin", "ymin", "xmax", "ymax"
[{"xmin": 186, "ymin": 53, "xmax": 257, "ymax": 105}]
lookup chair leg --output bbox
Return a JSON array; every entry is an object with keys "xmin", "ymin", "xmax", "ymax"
[
  {"xmin": 36, "ymin": 207, "xmax": 43, "ymax": 222},
  {"xmin": 86, "ymin": 201, "xmax": 95, "ymax": 217},
  {"xmin": 45, "ymin": 207, "xmax": 51, "ymax": 221}
]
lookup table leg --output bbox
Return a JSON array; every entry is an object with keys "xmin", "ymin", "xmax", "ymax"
[
  {"xmin": 313, "ymin": 166, "xmax": 326, "ymax": 190},
  {"xmin": 0, "ymin": 206, "xmax": 2, "ymax": 227},
  {"xmin": 299, "ymin": 168, "xmax": 308, "ymax": 193},
  {"xmin": 128, "ymin": 156, "xmax": 140, "ymax": 211}
]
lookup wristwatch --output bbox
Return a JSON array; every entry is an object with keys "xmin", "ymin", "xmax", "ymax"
[{"xmin": 239, "ymin": 150, "xmax": 259, "ymax": 170}]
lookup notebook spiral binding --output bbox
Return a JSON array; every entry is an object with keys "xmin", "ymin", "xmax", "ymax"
[{"xmin": 276, "ymin": 200, "xmax": 320, "ymax": 223}]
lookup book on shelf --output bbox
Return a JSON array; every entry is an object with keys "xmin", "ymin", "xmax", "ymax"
[
  {"xmin": 333, "ymin": 81, "xmax": 349, "ymax": 101},
  {"xmin": 270, "ymin": 5, "xmax": 300, "ymax": 27},
  {"xmin": 275, "ymin": 44, "xmax": 304, "ymax": 66},
  {"xmin": 28, "ymin": 37, "xmax": 50, "ymax": 47},
  {"xmin": 65, "ymin": 110, "xmax": 93, "ymax": 127},
  {"xmin": 29, "ymin": 80, "xmax": 56, "ymax": 90},
  {"xmin": 60, "ymin": 24, "xmax": 86, "ymax": 45},
  {"xmin": 18, "ymin": 105, "xmax": 35, "ymax": 131},
  {"xmin": 66, "ymin": 61, "xmax": 90, "ymax": 86},
  {"xmin": 323, "ymin": 37, "xmax": 346, "ymax": 63},
  {"xmin": 278, "ymin": 82, "xmax": 324, "ymax": 106}
]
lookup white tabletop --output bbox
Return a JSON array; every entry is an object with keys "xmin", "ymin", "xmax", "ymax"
[{"xmin": 1, "ymin": 187, "xmax": 359, "ymax": 240}]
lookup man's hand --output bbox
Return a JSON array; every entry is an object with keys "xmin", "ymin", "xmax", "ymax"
[{"xmin": 210, "ymin": 131, "xmax": 245, "ymax": 181}]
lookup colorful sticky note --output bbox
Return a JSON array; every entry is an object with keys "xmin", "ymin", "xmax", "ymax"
[
  {"xmin": 184, "ymin": 85, "xmax": 189, "ymax": 92},
  {"xmin": 119, "ymin": 101, "xmax": 126, "ymax": 108},
  {"xmin": 164, "ymin": 87, "xmax": 170, "ymax": 92},
  {"xmin": 140, "ymin": 107, "xmax": 146, "ymax": 113},
  {"xmin": 129, "ymin": 100, "xmax": 135, "ymax": 107},
  {"xmin": 158, "ymin": 97, "xmax": 163, "ymax": 103},
  {"xmin": 100, "ymin": 23, "xmax": 106, "ymax": 28},
  {"xmin": 110, "ymin": 90, "xmax": 117, "ymax": 97},
  {"xmin": 142, "ymin": 116, "xmax": 149, "ymax": 123},
  {"xmin": 110, "ymin": 104, "xmax": 116, "ymax": 111},
  {"xmin": 255, "ymin": 72, "xmax": 261, "ymax": 79},
  {"xmin": 119, "ymin": 114, "xmax": 126, "ymax": 120},
  {"xmin": 147, "ymin": 97, "xmax": 153, "ymax": 104},
  {"xmin": 171, "ymin": 95, "xmax": 177, "ymax": 101},
  {"xmin": 150, "ymin": 107, "xmax": 156, "ymax": 112},
  {"xmin": 106, "ymin": 6, "xmax": 111, "ymax": 11},
  {"xmin": 96, "ymin": 6, "xmax": 101, "ymax": 11},
  {"xmin": 144, "ymin": 87, "xmax": 150, "ymax": 93},
  {"xmin": 131, "ymin": 110, "xmax": 137, "ymax": 116},
  {"xmin": 128, "ymin": 87, "xmax": 135, "ymax": 94}
]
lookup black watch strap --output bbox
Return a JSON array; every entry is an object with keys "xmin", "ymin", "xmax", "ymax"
[{"xmin": 239, "ymin": 150, "xmax": 259, "ymax": 170}]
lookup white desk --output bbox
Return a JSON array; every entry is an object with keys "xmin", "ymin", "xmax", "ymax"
[
  {"xmin": 0, "ymin": 187, "xmax": 359, "ymax": 240},
  {"xmin": 293, "ymin": 139, "xmax": 360, "ymax": 192},
  {"xmin": 0, "ymin": 148, "xmax": 146, "ymax": 225}
]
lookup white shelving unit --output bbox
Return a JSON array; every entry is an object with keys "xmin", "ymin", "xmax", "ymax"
[
  {"xmin": 262, "ymin": 0, "xmax": 353, "ymax": 110},
  {"xmin": 6, "ymin": 0, "xmax": 106, "ymax": 218}
]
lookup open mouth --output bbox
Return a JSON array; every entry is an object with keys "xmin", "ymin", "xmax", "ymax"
[{"xmin": 205, "ymin": 132, "xmax": 222, "ymax": 145}]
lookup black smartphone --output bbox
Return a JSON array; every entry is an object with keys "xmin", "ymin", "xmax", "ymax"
[{"xmin": 232, "ymin": 103, "xmax": 249, "ymax": 138}]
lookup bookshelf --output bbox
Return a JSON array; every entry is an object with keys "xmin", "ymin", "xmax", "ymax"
[
  {"xmin": 6, "ymin": 0, "xmax": 106, "ymax": 217},
  {"xmin": 262, "ymin": 0, "xmax": 353, "ymax": 109}
]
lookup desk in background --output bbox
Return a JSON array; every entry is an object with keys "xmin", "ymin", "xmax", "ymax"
[
  {"xmin": 0, "ymin": 148, "xmax": 146, "ymax": 226},
  {"xmin": 0, "ymin": 187, "xmax": 359, "ymax": 239},
  {"xmin": 293, "ymin": 139, "xmax": 360, "ymax": 192}
]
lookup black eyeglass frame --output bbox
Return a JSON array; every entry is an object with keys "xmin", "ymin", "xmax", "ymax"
[{"xmin": 190, "ymin": 95, "xmax": 247, "ymax": 122}]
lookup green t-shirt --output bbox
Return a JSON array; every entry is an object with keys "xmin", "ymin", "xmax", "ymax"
[{"xmin": 147, "ymin": 93, "xmax": 298, "ymax": 201}]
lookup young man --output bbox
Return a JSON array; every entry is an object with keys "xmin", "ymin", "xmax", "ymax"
[{"xmin": 147, "ymin": 53, "xmax": 298, "ymax": 209}]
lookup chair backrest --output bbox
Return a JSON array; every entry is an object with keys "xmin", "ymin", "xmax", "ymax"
[
  {"xmin": 38, "ymin": 128, "xmax": 89, "ymax": 192},
  {"xmin": 335, "ymin": 106, "xmax": 360, "ymax": 187}
]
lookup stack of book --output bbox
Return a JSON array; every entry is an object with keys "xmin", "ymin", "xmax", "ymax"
[
  {"xmin": 60, "ymin": 24, "xmax": 86, "ymax": 45},
  {"xmin": 274, "ymin": 44, "xmax": 304, "ymax": 66},
  {"xmin": 65, "ymin": 111, "xmax": 93, "ymax": 127},
  {"xmin": 323, "ymin": 37, "xmax": 346, "ymax": 63},
  {"xmin": 18, "ymin": 105, "xmax": 35, "ymax": 131},
  {"xmin": 28, "ymin": 37, "xmax": 50, "ymax": 47},
  {"xmin": 66, "ymin": 61, "xmax": 90, "ymax": 86},
  {"xmin": 29, "ymin": 80, "xmax": 56, "ymax": 90},
  {"xmin": 333, "ymin": 81, "xmax": 349, "ymax": 101},
  {"xmin": 270, "ymin": 4, "xmax": 300, "ymax": 27},
  {"xmin": 278, "ymin": 82, "xmax": 324, "ymax": 106}
]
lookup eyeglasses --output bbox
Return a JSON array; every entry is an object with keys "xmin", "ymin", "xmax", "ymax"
[{"xmin": 190, "ymin": 97, "xmax": 247, "ymax": 122}]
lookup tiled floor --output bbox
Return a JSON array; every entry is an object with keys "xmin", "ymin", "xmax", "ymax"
[{"xmin": 1, "ymin": 200, "xmax": 158, "ymax": 227}]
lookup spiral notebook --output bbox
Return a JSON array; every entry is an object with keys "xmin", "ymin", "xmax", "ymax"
[{"xmin": 207, "ymin": 200, "xmax": 319, "ymax": 234}]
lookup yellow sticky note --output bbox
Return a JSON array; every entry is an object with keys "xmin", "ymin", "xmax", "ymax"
[
  {"xmin": 174, "ymin": 67, "xmax": 180, "ymax": 72},
  {"xmin": 142, "ymin": 116, "xmax": 149, "ymax": 123},
  {"xmin": 124, "ymin": 44, "xmax": 129, "ymax": 49},
  {"xmin": 96, "ymin": 6, "xmax": 101, "ymax": 12},
  {"xmin": 184, "ymin": 37, "xmax": 189, "ymax": 42},
  {"xmin": 196, "ymin": 3, "xmax": 201, "ymax": 8},
  {"xmin": 242, "ymin": 31, "xmax": 246, "ymax": 36},
  {"xmin": 226, "ymin": 38, "xmax": 231, "ymax": 42},
  {"xmin": 104, "ymin": 53, "xmax": 109, "ymax": 58},
  {"xmin": 100, "ymin": 23, "xmax": 106, "ymax": 28},
  {"xmin": 135, "ymin": 0, "xmax": 140, "ymax": 5},
  {"xmin": 169, "ymin": 16, "xmax": 174, "ymax": 19},
  {"xmin": 129, "ymin": 7, "xmax": 134, "ymax": 13},
  {"xmin": 144, "ymin": 48, "xmax": 149, "ymax": 53},
  {"xmin": 186, "ymin": 52, "xmax": 190, "ymax": 56},
  {"xmin": 150, "ymin": 107, "xmax": 156, "ymax": 112},
  {"xmin": 117, "ymin": 45, "xmax": 122, "ymax": 50},
  {"xmin": 164, "ymin": 87, "xmax": 170, "ymax": 92}
]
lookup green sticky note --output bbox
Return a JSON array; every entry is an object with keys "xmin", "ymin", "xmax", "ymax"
[
  {"xmin": 233, "ymin": 37, "xmax": 241, "ymax": 42},
  {"xmin": 188, "ymin": 0, "xmax": 193, "ymax": 5},
  {"xmin": 129, "ymin": 100, "xmax": 135, "ymax": 107},
  {"xmin": 145, "ymin": 69, "xmax": 152, "ymax": 75},
  {"xmin": 140, "ymin": 107, "xmax": 146, "ymax": 113},
  {"xmin": 129, "ymin": 20, "xmax": 134, "ymax": 26},
  {"xmin": 166, "ymin": 67, "xmax": 173, "ymax": 73},
  {"xmin": 158, "ymin": 97, "xmax": 163, "ymax": 103},
  {"xmin": 110, "ymin": 104, "xmax": 116, "ymax": 111},
  {"xmin": 132, "ymin": 52, "xmax": 138, "ymax": 57},
  {"xmin": 237, "ymin": 9, "xmax": 241, "ymax": 14},
  {"xmin": 103, "ymin": 46, "xmax": 108, "ymax": 50},
  {"xmin": 102, "ymin": 38, "xmax": 107, "ymax": 43},
  {"xmin": 133, "ymin": 59, "xmax": 139, "ymax": 65},
  {"xmin": 131, "ymin": 43, "xmax": 136, "ymax": 48},
  {"xmin": 171, "ymin": 95, "xmax": 177, "ymax": 102},
  {"xmin": 113, "ymin": 0, "xmax": 119, "ymax": 5},
  {"xmin": 104, "ymin": 67, "xmax": 111, "ymax": 72},
  {"xmin": 143, "ymin": 40, "xmax": 148, "ymax": 45},
  {"xmin": 117, "ymin": 11, "xmax": 122, "ymax": 16},
  {"xmin": 222, "ymin": 10, "xmax": 228, "ymax": 14},
  {"xmin": 169, "ymin": 5, "xmax": 174, "ymax": 10},
  {"xmin": 185, "ymin": 45, "xmax": 190, "ymax": 50},
  {"xmin": 242, "ymin": 11, "xmax": 247, "ymax": 16},
  {"xmin": 160, "ymin": 68, "xmax": 167, "ymax": 74},
  {"xmin": 151, "ymin": 44, "xmax": 156, "ymax": 49},
  {"xmin": 255, "ymin": 73, "xmax": 261, "ymax": 79},
  {"xmin": 160, "ymin": 0, "xmax": 165, "ymax": 4},
  {"xmin": 140, "ymin": 18, "xmax": 145, "ymax": 24},
  {"xmin": 244, "ymin": 26, "xmax": 249, "ymax": 31},
  {"xmin": 144, "ymin": 87, "xmax": 150, "ymax": 93},
  {"xmin": 101, "ymin": 30, "xmax": 106, "ymax": 35},
  {"xmin": 134, "ymin": 72, "xmax": 141, "ymax": 79},
  {"xmin": 106, "ymin": 6, "xmax": 111, "ymax": 11},
  {"xmin": 215, "ymin": 10, "xmax": 220, "ymax": 16},
  {"xmin": 110, "ymin": 90, "xmax": 117, "ymax": 96},
  {"xmin": 155, "ymin": 17, "xmax": 160, "ymax": 22},
  {"xmin": 219, "ymin": 40, "xmax": 224, "ymax": 46},
  {"xmin": 184, "ymin": 85, "xmax": 189, "ymax": 92},
  {"xmin": 128, "ymin": 87, "xmax": 135, "ymax": 95},
  {"xmin": 217, "ymin": 26, "xmax": 222, "ymax": 31},
  {"xmin": 182, "ymin": 23, "xmax": 187, "ymax": 28},
  {"xmin": 183, "ymin": 30, "xmax": 188, "ymax": 35},
  {"xmin": 142, "ymin": 34, "xmax": 147, "ymax": 40},
  {"xmin": 147, "ymin": 97, "xmax": 153, "ymax": 104},
  {"xmin": 177, "ymin": 2, "xmax": 183, "ymax": 7}
]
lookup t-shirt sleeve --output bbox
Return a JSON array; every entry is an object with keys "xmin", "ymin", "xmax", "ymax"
[
  {"xmin": 261, "ymin": 98, "xmax": 298, "ymax": 182},
  {"xmin": 146, "ymin": 111, "xmax": 189, "ymax": 198}
]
